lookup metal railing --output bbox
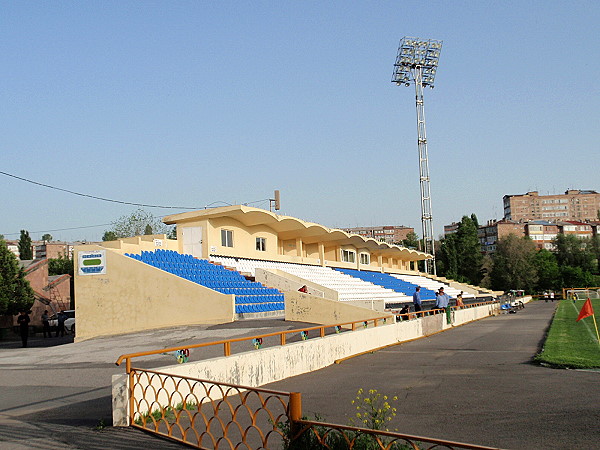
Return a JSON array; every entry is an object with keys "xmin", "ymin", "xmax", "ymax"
[
  {"xmin": 126, "ymin": 368, "xmax": 501, "ymax": 449},
  {"xmin": 391, "ymin": 300, "xmax": 498, "ymax": 321},
  {"xmin": 118, "ymin": 304, "xmax": 502, "ymax": 449},
  {"xmin": 115, "ymin": 315, "xmax": 393, "ymax": 369},
  {"xmin": 290, "ymin": 418, "xmax": 502, "ymax": 449},
  {"xmin": 128, "ymin": 368, "xmax": 292, "ymax": 448}
]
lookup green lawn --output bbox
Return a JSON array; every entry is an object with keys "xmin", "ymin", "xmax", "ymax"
[{"xmin": 536, "ymin": 299, "xmax": 600, "ymax": 369}]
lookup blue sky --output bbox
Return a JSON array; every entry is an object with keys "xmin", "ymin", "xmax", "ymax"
[{"xmin": 1, "ymin": 1, "xmax": 598, "ymax": 242}]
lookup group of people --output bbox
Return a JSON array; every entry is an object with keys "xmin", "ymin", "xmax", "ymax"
[
  {"xmin": 16, "ymin": 309, "xmax": 68, "ymax": 348},
  {"xmin": 411, "ymin": 286, "xmax": 464, "ymax": 313}
]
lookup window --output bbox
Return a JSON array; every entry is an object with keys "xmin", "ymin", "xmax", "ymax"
[
  {"xmin": 360, "ymin": 253, "xmax": 370, "ymax": 265},
  {"xmin": 221, "ymin": 229, "xmax": 233, "ymax": 247},
  {"xmin": 341, "ymin": 249, "xmax": 355, "ymax": 263},
  {"xmin": 256, "ymin": 237, "xmax": 266, "ymax": 251}
]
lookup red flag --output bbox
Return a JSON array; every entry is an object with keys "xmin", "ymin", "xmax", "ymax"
[{"xmin": 576, "ymin": 298, "xmax": 594, "ymax": 322}]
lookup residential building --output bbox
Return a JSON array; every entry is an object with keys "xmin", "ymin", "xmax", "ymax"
[
  {"xmin": 478, "ymin": 220, "xmax": 525, "ymax": 255},
  {"xmin": 35, "ymin": 241, "xmax": 74, "ymax": 260},
  {"xmin": 525, "ymin": 221, "xmax": 559, "ymax": 251},
  {"xmin": 444, "ymin": 222, "xmax": 459, "ymax": 235},
  {"xmin": 341, "ymin": 225, "xmax": 414, "ymax": 245},
  {"xmin": 559, "ymin": 221, "xmax": 593, "ymax": 239},
  {"xmin": 503, "ymin": 190, "xmax": 600, "ymax": 222}
]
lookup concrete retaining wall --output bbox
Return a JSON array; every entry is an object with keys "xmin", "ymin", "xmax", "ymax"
[{"xmin": 113, "ymin": 302, "xmax": 498, "ymax": 425}]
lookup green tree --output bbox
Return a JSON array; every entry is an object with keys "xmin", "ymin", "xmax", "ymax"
[
  {"xmin": 455, "ymin": 215, "xmax": 483, "ymax": 285},
  {"xmin": 144, "ymin": 224, "xmax": 153, "ymax": 235},
  {"xmin": 103, "ymin": 209, "xmax": 168, "ymax": 240},
  {"xmin": 400, "ymin": 231, "xmax": 420, "ymax": 249},
  {"xmin": 553, "ymin": 234, "xmax": 594, "ymax": 273},
  {"xmin": 437, "ymin": 233, "xmax": 458, "ymax": 280},
  {"xmin": 102, "ymin": 231, "xmax": 118, "ymax": 242},
  {"xmin": 533, "ymin": 249, "xmax": 560, "ymax": 292},
  {"xmin": 0, "ymin": 238, "xmax": 35, "ymax": 315},
  {"xmin": 490, "ymin": 234, "xmax": 538, "ymax": 293},
  {"xmin": 18, "ymin": 230, "xmax": 33, "ymax": 260},
  {"xmin": 41, "ymin": 233, "xmax": 53, "ymax": 242},
  {"xmin": 48, "ymin": 253, "xmax": 74, "ymax": 276}
]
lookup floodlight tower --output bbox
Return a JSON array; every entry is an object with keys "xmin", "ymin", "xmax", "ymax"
[{"xmin": 392, "ymin": 37, "xmax": 442, "ymax": 275}]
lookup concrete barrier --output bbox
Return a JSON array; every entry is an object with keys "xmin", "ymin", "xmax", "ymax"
[{"xmin": 113, "ymin": 301, "xmax": 498, "ymax": 425}]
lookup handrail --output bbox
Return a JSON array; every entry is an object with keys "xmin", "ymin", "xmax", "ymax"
[
  {"xmin": 115, "ymin": 314, "xmax": 393, "ymax": 367},
  {"xmin": 116, "ymin": 301, "xmax": 498, "ymax": 367},
  {"xmin": 294, "ymin": 418, "xmax": 503, "ymax": 450},
  {"xmin": 390, "ymin": 300, "xmax": 498, "ymax": 320}
]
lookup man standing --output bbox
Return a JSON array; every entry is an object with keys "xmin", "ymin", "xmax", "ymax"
[
  {"xmin": 17, "ymin": 311, "xmax": 30, "ymax": 348},
  {"xmin": 56, "ymin": 311, "xmax": 66, "ymax": 338},
  {"xmin": 435, "ymin": 287, "xmax": 450, "ymax": 309},
  {"xmin": 436, "ymin": 287, "xmax": 452, "ymax": 324},
  {"xmin": 41, "ymin": 310, "xmax": 51, "ymax": 338},
  {"xmin": 412, "ymin": 286, "xmax": 422, "ymax": 313}
]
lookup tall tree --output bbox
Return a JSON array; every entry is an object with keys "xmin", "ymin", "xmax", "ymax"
[
  {"xmin": 455, "ymin": 215, "xmax": 483, "ymax": 285},
  {"xmin": 437, "ymin": 233, "xmax": 458, "ymax": 280},
  {"xmin": 0, "ymin": 238, "xmax": 35, "ymax": 315},
  {"xmin": 400, "ymin": 232, "xmax": 420, "ymax": 249},
  {"xmin": 490, "ymin": 234, "xmax": 538, "ymax": 293},
  {"xmin": 103, "ymin": 209, "xmax": 168, "ymax": 239},
  {"xmin": 553, "ymin": 234, "xmax": 594, "ymax": 273},
  {"xmin": 18, "ymin": 230, "xmax": 33, "ymax": 260},
  {"xmin": 41, "ymin": 233, "xmax": 53, "ymax": 242},
  {"xmin": 533, "ymin": 249, "xmax": 560, "ymax": 292}
]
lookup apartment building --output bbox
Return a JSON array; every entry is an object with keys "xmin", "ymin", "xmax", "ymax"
[
  {"xmin": 525, "ymin": 221, "xmax": 559, "ymax": 251},
  {"xmin": 478, "ymin": 220, "xmax": 526, "ymax": 255},
  {"xmin": 503, "ymin": 190, "xmax": 600, "ymax": 222}
]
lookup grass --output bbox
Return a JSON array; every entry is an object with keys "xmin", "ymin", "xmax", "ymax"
[{"xmin": 536, "ymin": 299, "xmax": 600, "ymax": 369}]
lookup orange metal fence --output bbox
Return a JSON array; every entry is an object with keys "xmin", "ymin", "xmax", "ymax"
[
  {"xmin": 127, "ymin": 367, "xmax": 501, "ymax": 449},
  {"xmin": 115, "ymin": 315, "xmax": 394, "ymax": 369},
  {"xmin": 119, "ymin": 303, "xmax": 502, "ymax": 449}
]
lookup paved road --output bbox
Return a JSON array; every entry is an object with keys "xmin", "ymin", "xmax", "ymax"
[
  {"xmin": 1, "ymin": 301, "xmax": 598, "ymax": 449},
  {"xmin": 0, "ymin": 319, "xmax": 308, "ymax": 449},
  {"xmin": 265, "ymin": 301, "xmax": 600, "ymax": 449}
]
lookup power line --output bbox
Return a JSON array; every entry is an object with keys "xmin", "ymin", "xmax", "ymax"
[
  {"xmin": 1, "ymin": 222, "xmax": 114, "ymax": 237},
  {"xmin": 0, "ymin": 170, "xmax": 202, "ymax": 209}
]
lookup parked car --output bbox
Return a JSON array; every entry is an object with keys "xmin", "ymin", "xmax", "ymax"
[{"xmin": 48, "ymin": 310, "xmax": 75, "ymax": 335}]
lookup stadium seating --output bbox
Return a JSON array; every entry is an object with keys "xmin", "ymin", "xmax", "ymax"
[
  {"xmin": 211, "ymin": 256, "xmax": 412, "ymax": 303},
  {"xmin": 335, "ymin": 268, "xmax": 437, "ymax": 300},
  {"xmin": 124, "ymin": 250, "xmax": 285, "ymax": 314},
  {"xmin": 390, "ymin": 274, "xmax": 473, "ymax": 298}
]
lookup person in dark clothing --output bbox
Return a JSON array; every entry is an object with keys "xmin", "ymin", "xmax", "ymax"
[
  {"xmin": 56, "ymin": 311, "xmax": 66, "ymax": 337},
  {"xmin": 17, "ymin": 311, "xmax": 30, "ymax": 348},
  {"xmin": 41, "ymin": 310, "xmax": 51, "ymax": 338}
]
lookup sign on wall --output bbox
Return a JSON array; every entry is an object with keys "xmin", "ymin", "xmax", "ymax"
[{"xmin": 78, "ymin": 250, "xmax": 106, "ymax": 275}]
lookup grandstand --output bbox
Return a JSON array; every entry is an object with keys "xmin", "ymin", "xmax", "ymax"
[
  {"xmin": 74, "ymin": 205, "xmax": 492, "ymax": 341},
  {"xmin": 126, "ymin": 250, "xmax": 285, "ymax": 314}
]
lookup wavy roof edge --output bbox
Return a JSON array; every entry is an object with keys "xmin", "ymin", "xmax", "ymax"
[{"xmin": 163, "ymin": 205, "xmax": 432, "ymax": 260}]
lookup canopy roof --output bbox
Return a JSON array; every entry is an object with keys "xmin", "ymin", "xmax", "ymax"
[{"xmin": 163, "ymin": 205, "xmax": 431, "ymax": 261}]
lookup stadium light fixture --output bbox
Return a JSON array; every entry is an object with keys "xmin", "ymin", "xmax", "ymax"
[{"xmin": 392, "ymin": 37, "xmax": 443, "ymax": 275}]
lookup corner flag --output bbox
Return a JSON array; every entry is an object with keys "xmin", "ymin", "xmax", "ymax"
[{"xmin": 576, "ymin": 298, "xmax": 594, "ymax": 322}]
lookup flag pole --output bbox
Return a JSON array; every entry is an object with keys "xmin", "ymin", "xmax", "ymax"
[{"xmin": 592, "ymin": 313, "xmax": 600, "ymax": 346}]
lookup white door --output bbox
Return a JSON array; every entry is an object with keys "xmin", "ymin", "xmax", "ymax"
[{"xmin": 182, "ymin": 227, "xmax": 203, "ymax": 258}]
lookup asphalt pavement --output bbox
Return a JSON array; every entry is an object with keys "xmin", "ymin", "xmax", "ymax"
[{"xmin": 1, "ymin": 301, "xmax": 598, "ymax": 449}]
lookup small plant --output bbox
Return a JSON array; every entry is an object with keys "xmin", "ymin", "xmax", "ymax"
[
  {"xmin": 94, "ymin": 418, "xmax": 107, "ymax": 430},
  {"xmin": 349, "ymin": 388, "xmax": 398, "ymax": 431}
]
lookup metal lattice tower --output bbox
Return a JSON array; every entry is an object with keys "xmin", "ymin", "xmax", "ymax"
[{"xmin": 392, "ymin": 37, "xmax": 442, "ymax": 275}]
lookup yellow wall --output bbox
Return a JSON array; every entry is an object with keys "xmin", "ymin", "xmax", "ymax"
[
  {"xmin": 74, "ymin": 245, "xmax": 234, "ymax": 341},
  {"xmin": 285, "ymin": 291, "xmax": 394, "ymax": 326}
]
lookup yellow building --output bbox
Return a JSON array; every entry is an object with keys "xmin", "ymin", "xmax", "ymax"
[
  {"xmin": 163, "ymin": 205, "xmax": 430, "ymax": 272},
  {"xmin": 73, "ymin": 206, "xmax": 432, "ymax": 341}
]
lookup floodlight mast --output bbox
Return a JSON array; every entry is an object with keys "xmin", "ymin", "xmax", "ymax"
[{"xmin": 392, "ymin": 37, "xmax": 442, "ymax": 275}]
